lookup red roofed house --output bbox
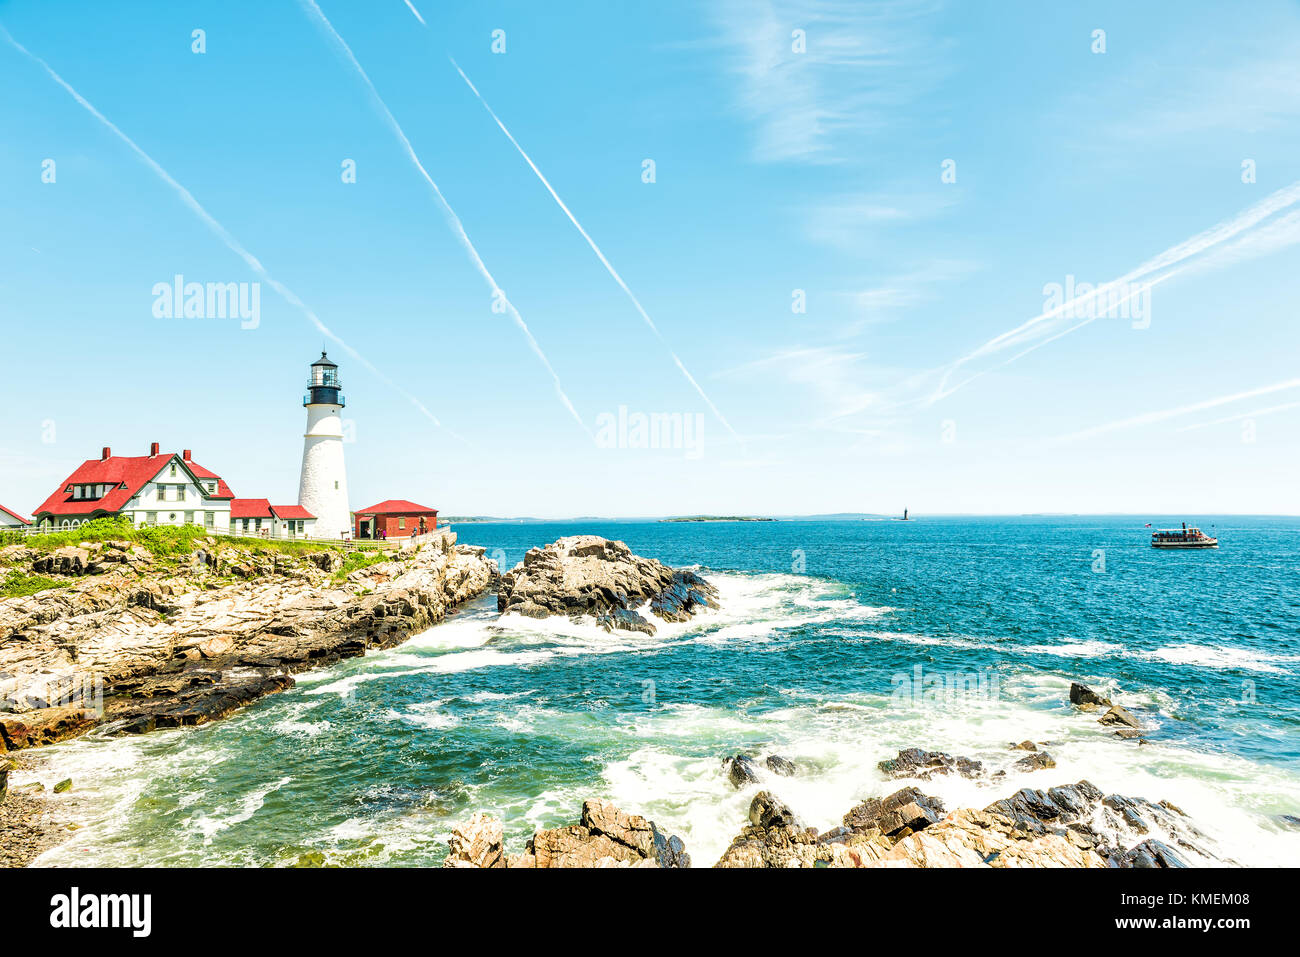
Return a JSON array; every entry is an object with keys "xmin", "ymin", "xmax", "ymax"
[
  {"xmin": 0, "ymin": 503, "xmax": 30, "ymax": 528},
  {"xmin": 354, "ymin": 500, "xmax": 438, "ymax": 540},
  {"xmin": 31, "ymin": 443, "xmax": 316, "ymax": 539}
]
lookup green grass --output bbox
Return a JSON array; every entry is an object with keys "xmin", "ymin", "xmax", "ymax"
[
  {"xmin": 0, "ymin": 570, "xmax": 70, "ymax": 598},
  {"xmin": 0, "ymin": 517, "xmax": 344, "ymax": 558},
  {"xmin": 332, "ymin": 550, "xmax": 395, "ymax": 582}
]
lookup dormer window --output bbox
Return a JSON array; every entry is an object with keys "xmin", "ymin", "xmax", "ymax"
[{"xmin": 73, "ymin": 486, "xmax": 82, "ymax": 500}]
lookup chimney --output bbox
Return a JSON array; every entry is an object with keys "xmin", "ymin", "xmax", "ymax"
[
  {"xmin": 150, "ymin": 441, "xmax": 160, "ymax": 456},
  {"xmin": 101, "ymin": 446, "xmax": 111, "ymax": 460},
  {"xmin": 182, "ymin": 449, "xmax": 192, "ymax": 461}
]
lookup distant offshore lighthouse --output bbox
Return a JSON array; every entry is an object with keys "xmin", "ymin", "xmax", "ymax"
[{"xmin": 298, "ymin": 351, "xmax": 350, "ymax": 539}]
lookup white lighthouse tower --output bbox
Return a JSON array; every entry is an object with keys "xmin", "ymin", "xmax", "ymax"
[{"xmin": 298, "ymin": 351, "xmax": 351, "ymax": 539}]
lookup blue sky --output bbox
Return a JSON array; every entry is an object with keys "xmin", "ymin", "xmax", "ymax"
[{"xmin": 2, "ymin": 0, "xmax": 1298, "ymax": 517}]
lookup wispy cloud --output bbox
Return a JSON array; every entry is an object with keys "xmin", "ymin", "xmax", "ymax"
[
  {"xmin": 927, "ymin": 180, "xmax": 1300, "ymax": 406},
  {"xmin": 1175, "ymin": 400, "xmax": 1300, "ymax": 433},
  {"xmin": 719, "ymin": 346, "xmax": 884, "ymax": 422},
  {"xmin": 448, "ymin": 58, "xmax": 743, "ymax": 447},
  {"xmin": 298, "ymin": 0, "xmax": 591, "ymax": 438},
  {"xmin": 711, "ymin": 0, "xmax": 948, "ymax": 164},
  {"xmin": 0, "ymin": 21, "xmax": 462, "ymax": 441},
  {"xmin": 1052, "ymin": 378, "xmax": 1300, "ymax": 445},
  {"xmin": 836, "ymin": 258, "xmax": 978, "ymax": 332},
  {"xmin": 802, "ymin": 189, "xmax": 958, "ymax": 249}
]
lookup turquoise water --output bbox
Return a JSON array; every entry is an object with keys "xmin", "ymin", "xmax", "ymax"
[{"xmin": 25, "ymin": 517, "xmax": 1300, "ymax": 867}]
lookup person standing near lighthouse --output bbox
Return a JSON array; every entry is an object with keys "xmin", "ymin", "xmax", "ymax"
[{"xmin": 298, "ymin": 352, "xmax": 351, "ymax": 539}]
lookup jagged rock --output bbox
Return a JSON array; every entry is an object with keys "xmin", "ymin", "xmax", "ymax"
[
  {"xmin": 53, "ymin": 777, "xmax": 72, "ymax": 793},
  {"xmin": 0, "ymin": 757, "xmax": 13, "ymax": 802},
  {"xmin": 444, "ymin": 812, "xmax": 505, "ymax": 868},
  {"xmin": 883, "ymin": 808, "xmax": 1108, "ymax": 868},
  {"xmin": 1100, "ymin": 706, "xmax": 1141, "ymax": 729},
  {"xmin": 765, "ymin": 755, "xmax": 796, "ymax": 776},
  {"xmin": 724, "ymin": 754, "xmax": 761, "ymax": 789},
  {"xmin": 305, "ymin": 552, "xmax": 342, "ymax": 573},
  {"xmin": 108, "ymin": 670, "xmax": 295, "ymax": 733},
  {"xmin": 31, "ymin": 546, "xmax": 93, "ymax": 576},
  {"xmin": 0, "ymin": 543, "xmax": 496, "ymax": 748},
  {"xmin": 595, "ymin": 607, "xmax": 655, "ymax": 635},
  {"xmin": 843, "ymin": 787, "xmax": 946, "ymax": 837},
  {"xmin": 1011, "ymin": 740, "xmax": 1038, "ymax": 751},
  {"xmin": 0, "ymin": 707, "xmax": 100, "ymax": 750},
  {"xmin": 1070, "ymin": 682, "xmax": 1110, "ymax": 708},
  {"xmin": 878, "ymin": 747, "xmax": 983, "ymax": 780},
  {"xmin": 749, "ymin": 790, "xmax": 798, "ymax": 829},
  {"xmin": 1122, "ymin": 839, "xmax": 1188, "ymax": 868},
  {"xmin": 985, "ymin": 780, "xmax": 1105, "ymax": 831},
  {"xmin": 503, "ymin": 799, "xmax": 689, "ymax": 868},
  {"xmin": 1015, "ymin": 750, "xmax": 1056, "ymax": 771},
  {"xmin": 496, "ymin": 536, "xmax": 718, "ymax": 634}
]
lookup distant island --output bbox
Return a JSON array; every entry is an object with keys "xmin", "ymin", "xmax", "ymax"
[{"xmin": 660, "ymin": 516, "xmax": 776, "ymax": 523}]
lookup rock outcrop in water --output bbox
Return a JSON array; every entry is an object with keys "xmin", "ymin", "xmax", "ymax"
[
  {"xmin": 444, "ymin": 799, "xmax": 691, "ymax": 868},
  {"xmin": 445, "ymin": 772, "xmax": 1219, "ymax": 869},
  {"xmin": 878, "ymin": 747, "xmax": 984, "ymax": 780},
  {"xmin": 714, "ymin": 777, "xmax": 1213, "ymax": 868},
  {"xmin": 0, "ymin": 535, "xmax": 496, "ymax": 748},
  {"xmin": 496, "ymin": 536, "xmax": 718, "ymax": 635}
]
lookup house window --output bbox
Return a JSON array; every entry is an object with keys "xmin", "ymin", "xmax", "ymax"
[
  {"xmin": 334, "ymin": 481, "xmax": 339, "ymax": 489},
  {"xmin": 177, "ymin": 486, "xmax": 186, "ymax": 501},
  {"xmin": 204, "ymin": 512, "xmax": 214, "ymax": 528},
  {"xmin": 146, "ymin": 512, "xmax": 157, "ymax": 524},
  {"xmin": 207, "ymin": 482, "xmax": 216, "ymax": 494},
  {"xmin": 297, "ymin": 521, "xmax": 304, "ymax": 532},
  {"xmin": 157, "ymin": 486, "xmax": 165, "ymax": 501},
  {"xmin": 398, "ymin": 518, "xmax": 406, "ymax": 529},
  {"xmin": 169, "ymin": 463, "xmax": 177, "ymax": 477},
  {"xmin": 185, "ymin": 512, "xmax": 194, "ymax": 524},
  {"xmin": 73, "ymin": 486, "xmax": 82, "ymax": 500}
]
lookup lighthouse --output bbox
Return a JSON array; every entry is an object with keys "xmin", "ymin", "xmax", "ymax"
[{"xmin": 298, "ymin": 352, "xmax": 351, "ymax": 539}]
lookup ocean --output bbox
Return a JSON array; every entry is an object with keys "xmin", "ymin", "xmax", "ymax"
[{"xmin": 27, "ymin": 517, "xmax": 1300, "ymax": 867}]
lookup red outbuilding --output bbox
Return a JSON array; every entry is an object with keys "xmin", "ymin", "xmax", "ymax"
[{"xmin": 354, "ymin": 499, "xmax": 439, "ymax": 540}]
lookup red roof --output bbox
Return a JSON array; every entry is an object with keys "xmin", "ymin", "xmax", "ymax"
[
  {"xmin": 270, "ymin": 504, "xmax": 314, "ymax": 520},
  {"xmin": 355, "ymin": 499, "xmax": 438, "ymax": 515},
  {"xmin": 32, "ymin": 450, "xmax": 235, "ymax": 518},
  {"xmin": 230, "ymin": 498, "xmax": 273, "ymax": 519},
  {"xmin": 0, "ymin": 503, "xmax": 30, "ymax": 525}
]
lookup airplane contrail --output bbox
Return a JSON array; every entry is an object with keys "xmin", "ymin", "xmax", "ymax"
[
  {"xmin": 448, "ymin": 58, "xmax": 744, "ymax": 446},
  {"xmin": 929, "ymin": 180, "xmax": 1300, "ymax": 405},
  {"xmin": 401, "ymin": 1, "xmax": 426, "ymax": 27},
  {"xmin": 1052, "ymin": 378, "xmax": 1300, "ymax": 444},
  {"xmin": 1175, "ymin": 400, "xmax": 1300, "ymax": 432},
  {"xmin": 0, "ymin": 23, "xmax": 463, "ymax": 442},
  {"xmin": 299, "ymin": 0, "xmax": 591, "ymax": 438}
]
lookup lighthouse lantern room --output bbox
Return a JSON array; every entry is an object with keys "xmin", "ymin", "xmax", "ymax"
[{"xmin": 298, "ymin": 351, "xmax": 351, "ymax": 539}]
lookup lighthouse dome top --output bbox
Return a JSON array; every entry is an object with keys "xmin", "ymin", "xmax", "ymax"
[{"xmin": 304, "ymin": 352, "xmax": 344, "ymax": 407}]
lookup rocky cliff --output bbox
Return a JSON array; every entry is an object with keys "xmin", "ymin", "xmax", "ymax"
[{"xmin": 0, "ymin": 534, "xmax": 496, "ymax": 749}]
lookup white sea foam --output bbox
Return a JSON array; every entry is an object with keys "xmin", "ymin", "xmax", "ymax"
[
  {"xmin": 595, "ymin": 692, "xmax": 1300, "ymax": 867},
  {"xmin": 192, "ymin": 776, "xmax": 291, "ymax": 845}
]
